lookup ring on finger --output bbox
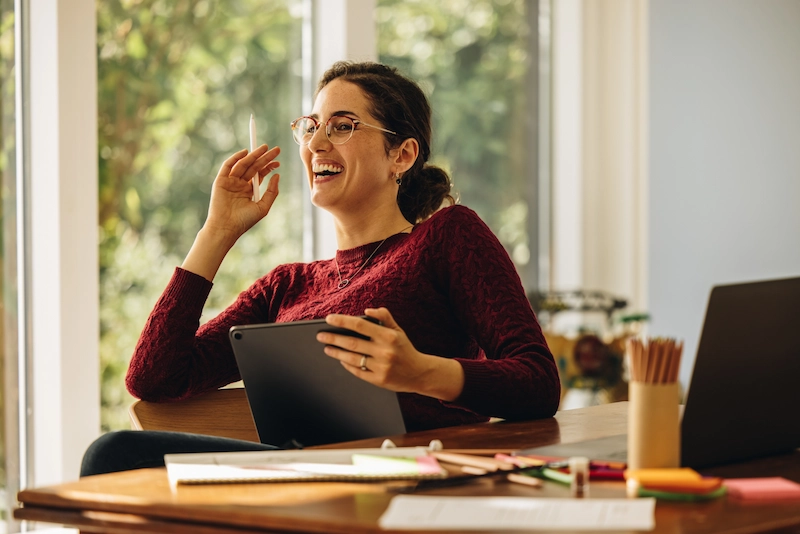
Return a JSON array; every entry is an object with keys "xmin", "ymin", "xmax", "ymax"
[{"xmin": 359, "ymin": 354, "xmax": 369, "ymax": 372}]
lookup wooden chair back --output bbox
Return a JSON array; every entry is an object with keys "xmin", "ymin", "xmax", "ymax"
[{"xmin": 129, "ymin": 387, "xmax": 260, "ymax": 443}]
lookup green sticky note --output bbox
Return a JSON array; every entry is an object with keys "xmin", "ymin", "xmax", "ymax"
[{"xmin": 351, "ymin": 454, "xmax": 422, "ymax": 475}]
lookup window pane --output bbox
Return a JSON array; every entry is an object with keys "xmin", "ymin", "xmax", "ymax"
[
  {"xmin": 98, "ymin": 0, "xmax": 304, "ymax": 430},
  {"xmin": 377, "ymin": 0, "xmax": 534, "ymax": 284},
  {"xmin": 0, "ymin": 0, "xmax": 19, "ymax": 528}
]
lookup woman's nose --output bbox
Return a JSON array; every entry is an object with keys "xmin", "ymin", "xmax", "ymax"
[{"xmin": 307, "ymin": 125, "xmax": 331, "ymax": 151}]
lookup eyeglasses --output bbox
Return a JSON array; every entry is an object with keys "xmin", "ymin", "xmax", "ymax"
[{"xmin": 290, "ymin": 115, "xmax": 396, "ymax": 145}]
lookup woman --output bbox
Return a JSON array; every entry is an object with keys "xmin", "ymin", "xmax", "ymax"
[{"xmin": 82, "ymin": 61, "xmax": 560, "ymax": 476}]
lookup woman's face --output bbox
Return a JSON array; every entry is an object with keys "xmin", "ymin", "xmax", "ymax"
[{"xmin": 300, "ymin": 79, "xmax": 397, "ymax": 214}]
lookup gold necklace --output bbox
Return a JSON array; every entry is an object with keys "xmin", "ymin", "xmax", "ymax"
[{"xmin": 334, "ymin": 225, "xmax": 413, "ymax": 290}]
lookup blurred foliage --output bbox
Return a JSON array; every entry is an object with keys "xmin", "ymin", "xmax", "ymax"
[
  {"xmin": 377, "ymin": 0, "xmax": 533, "ymax": 270},
  {"xmin": 0, "ymin": 0, "xmax": 15, "ymax": 500},
  {"xmin": 97, "ymin": 0, "xmax": 304, "ymax": 430}
]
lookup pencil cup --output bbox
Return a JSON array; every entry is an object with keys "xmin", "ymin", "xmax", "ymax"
[{"xmin": 627, "ymin": 381, "xmax": 680, "ymax": 470}]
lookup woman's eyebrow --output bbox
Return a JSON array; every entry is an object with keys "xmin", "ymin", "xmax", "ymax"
[{"xmin": 309, "ymin": 110, "xmax": 359, "ymax": 120}]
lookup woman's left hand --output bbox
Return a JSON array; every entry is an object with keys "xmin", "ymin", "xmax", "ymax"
[{"xmin": 317, "ymin": 308, "xmax": 465, "ymax": 401}]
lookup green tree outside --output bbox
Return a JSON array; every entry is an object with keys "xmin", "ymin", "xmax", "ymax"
[
  {"xmin": 378, "ymin": 0, "xmax": 533, "ymax": 269},
  {"xmin": 97, "ymin": 0, "xmax": 304, "ymax": 430},
  {"xmin": 0, "ymin": 0, "xmax": 17, "ymax": 504}
]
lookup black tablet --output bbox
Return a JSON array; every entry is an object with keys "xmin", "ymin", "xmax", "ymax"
[{"xmin": 229, "ymin": 318, "xmax": 406, "ymax": 448}]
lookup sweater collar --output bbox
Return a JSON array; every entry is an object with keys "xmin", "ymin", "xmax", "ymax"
[{"xmin": 334, "ymin": 231, "xmax": 409, "ymax": 267}]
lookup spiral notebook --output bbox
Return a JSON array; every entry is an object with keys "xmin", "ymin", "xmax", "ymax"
[{"xmin": 165, "ymin": 447, "xmax": 446, "ymax": 485}]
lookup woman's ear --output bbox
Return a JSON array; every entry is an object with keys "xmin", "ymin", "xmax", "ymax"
[{"xmin": 392, "ymin": 138, "xmax": 420, "ymax": 174}]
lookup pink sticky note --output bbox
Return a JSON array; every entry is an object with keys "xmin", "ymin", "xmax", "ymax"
[
  {"xmin": 725, "ymin": 477, "xmax": 800, "ymax": 502},
  {"xmin": 416, "ymin": 455, "xmax": 446, "ymax": 475}
]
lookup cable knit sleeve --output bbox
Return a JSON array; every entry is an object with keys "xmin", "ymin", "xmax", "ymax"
[
  {"xmin": 125, "ymin": 267, "xmax": 276, "ymax": 402},
  {"xmin": 436, "ymin": 206, "xmax": 561, "ymax": 420}
]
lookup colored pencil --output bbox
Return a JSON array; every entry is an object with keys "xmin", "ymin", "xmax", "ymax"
[{"xmin": 627, "ymin": 337, "xmax": 683, "ymax": 384}]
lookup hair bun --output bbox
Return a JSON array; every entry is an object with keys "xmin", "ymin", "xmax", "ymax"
[{"xmin": 398, "ymin": 165, "xmax": 455, "ymax": 223}]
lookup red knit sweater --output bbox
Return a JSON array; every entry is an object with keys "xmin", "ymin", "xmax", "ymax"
[{"xmin": 126, "ymin": 205, "xmax": 560, "ymax": 432}]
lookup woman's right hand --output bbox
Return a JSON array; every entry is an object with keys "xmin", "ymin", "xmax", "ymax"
[
  {"xmin": 204, "ymin": 144, "xmax": 281, "ymax": 244},
  {"xmin": 181, "ymin": 145, "xmax": 280, "ymax": 282}
]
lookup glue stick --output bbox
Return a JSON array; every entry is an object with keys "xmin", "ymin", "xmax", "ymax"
[{"xmin": 569, "ymin": 456, "xmax": 589, "ymax": 498}]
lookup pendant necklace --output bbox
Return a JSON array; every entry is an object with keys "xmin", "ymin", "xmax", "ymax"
[{"xmin": 334, "ymin": 225, "xmax": 413, "ymax": 290}]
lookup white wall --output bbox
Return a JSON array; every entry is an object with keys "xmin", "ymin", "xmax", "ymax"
[
  {"xmin": 581, "ymin": 0, "xmax": 648, "ymax": 314},
  {"xmin": 30, "ymin": 0, "xmax": 99, "ymax": 485},
  {"xmin": 311, "ymin": 0, "xmax": 376, "ymax": 260},
  {"xmin": 551, "ymin": 0, "xmax": 583, "ymax": 294},
  {"xmin": 648, "ymin": 0, "xmax": 800, "ymax": 388},
  {"xmin": 550, "ymin": 0, "xmax": 648, "ymax": 336}
]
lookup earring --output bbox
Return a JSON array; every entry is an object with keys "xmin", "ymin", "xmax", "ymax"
[{"xmin": 395, "ymin": 173, "xmax": 402, "ymax": 185}]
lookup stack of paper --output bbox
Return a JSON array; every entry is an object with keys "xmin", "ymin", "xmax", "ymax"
[{"xmin": 379, "ymin": 496, "xmax": 656, "ymax": 531}]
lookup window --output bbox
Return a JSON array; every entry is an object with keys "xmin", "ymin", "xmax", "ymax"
[
  {"xmin": 98, "ymin": 0, "xmax": 304, "ymax": 430},
  {"xmin": 0, "ymin": 0, "xmax": 21, "ymax": 528},
  {"xmin": 0, "ymin": 0, "xmax": 553, "ymax": 498},
  {"xmin": 377, "ymin": 0, "xmax": 544, "ymax": 290}
]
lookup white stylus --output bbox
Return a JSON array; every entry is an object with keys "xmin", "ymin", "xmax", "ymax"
[{"xmin": 249, "ymin": 113, "xmax": 259, "ymax": 202}]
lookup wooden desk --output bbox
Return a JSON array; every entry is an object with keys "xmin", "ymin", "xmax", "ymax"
[{"xmin": 15, "ymin": 402, "xmax": 800, "ymax": 534}]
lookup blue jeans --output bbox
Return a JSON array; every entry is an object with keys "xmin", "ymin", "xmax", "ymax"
[{"xmin": 80, "ymin": 431, "xmax": 278, "ymax": 477}]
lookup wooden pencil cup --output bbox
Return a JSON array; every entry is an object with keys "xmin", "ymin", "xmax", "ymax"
[{"xmin": 628, "ymin": 382, "xmax": 680, "ymax": 470}]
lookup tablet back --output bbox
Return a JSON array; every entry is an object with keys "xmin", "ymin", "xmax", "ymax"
[{"xmin": 229, "ymin": 319, "xmax": 406, "ymax": 448}]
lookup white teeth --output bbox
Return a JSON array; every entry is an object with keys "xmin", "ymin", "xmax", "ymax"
[{"xmin": 312, "ymin": 163, "xmax": 343, "ymax": 174}]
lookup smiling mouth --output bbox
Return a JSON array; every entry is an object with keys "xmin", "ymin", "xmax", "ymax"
[{"xmin": 313, "ymin": 163, "xmax": 343, "ymax": 179}]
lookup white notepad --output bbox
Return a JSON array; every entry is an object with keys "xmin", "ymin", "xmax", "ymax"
[{"xmin": 165, "ymin": 447, "xmax": 446, "ymax": 485}]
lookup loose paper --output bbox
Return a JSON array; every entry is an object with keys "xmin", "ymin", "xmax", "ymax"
[{"xmin": 378, "ymin": 496, "xmax": 656, "ymax": 531}]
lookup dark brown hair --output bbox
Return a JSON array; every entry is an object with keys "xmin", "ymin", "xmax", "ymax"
[{"xmin": 317, "ymin": 61, "xmax": 454, "ymax": 224}]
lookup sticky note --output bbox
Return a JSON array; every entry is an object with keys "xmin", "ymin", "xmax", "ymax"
[
  {"xmin": 725, "ymin": 477, "xmax": 800, "ymax": 502},
  {"xmin": 625, "ymin": 468, "xmax": 724, "ymax": 494},
  {"xmin": 625, "ymin": 468, "xmax": 702, "ymax": 484},
  {"xmin": 351, "ymin": 454, "xmax": 444, "ymax": 475}
]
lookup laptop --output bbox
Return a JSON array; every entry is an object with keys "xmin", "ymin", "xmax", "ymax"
[
  {"xmin": 229, "ymin": 319, "xmax": 406, "ymax": 448},
  {"xmin": 521, "ymin": 276, "xmax": 800, "ymax": 469}
]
